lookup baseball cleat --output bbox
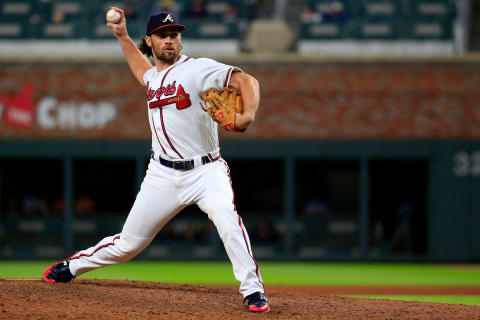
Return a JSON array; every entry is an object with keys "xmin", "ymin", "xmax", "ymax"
[
  {"xmin": 42, "ymin": 260, "xmax": 75, "ymax": 283},
  {"xmin": 244, "ymin": 292, "xmax": 270, "ymax": 313}
]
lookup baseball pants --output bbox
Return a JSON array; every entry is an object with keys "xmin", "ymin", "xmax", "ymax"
[{"xmin": 67, "ymin": 158, "xmax": 265, "ymax": 297}]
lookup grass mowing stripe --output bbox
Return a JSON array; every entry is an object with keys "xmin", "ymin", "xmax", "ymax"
[
  {"xmin": 261, "ymin": 263, "xmax": 480, "ymax": 285},
  {"xmin": 1, "ymin": 262, "xmax": 480, "ymax": 285},
  {"xmin": 87, "ymin": 262, "xmax": 236, "ymax": 284},
  {"xmin": 345, "ymin": 295, "xmax": 480, "ymax": 306}
]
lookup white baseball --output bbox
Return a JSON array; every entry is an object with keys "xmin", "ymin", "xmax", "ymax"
[{"xmin": 106, "ymin": 9, "xmax": 121, "ymax": 23}]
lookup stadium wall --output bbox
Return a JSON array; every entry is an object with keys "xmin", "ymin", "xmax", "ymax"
[
  {"xmin": 1, "ymin": 59, "xmax": 480, "ymax": 139},
  {"xmin": 1, "ymin": 59, "xmax": 479, "ymax": 261}
]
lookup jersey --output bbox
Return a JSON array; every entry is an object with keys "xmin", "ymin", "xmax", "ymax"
[{"xmin": 143, "ymin": 55, "xmax": 239, "ymax": 160}]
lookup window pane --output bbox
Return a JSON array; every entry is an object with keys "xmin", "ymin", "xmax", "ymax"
[
  {"xmin": 296, "ymin": 160, "xmax": 359, "ymax": 216},
  {"xmin": 0, "ymin": 158, "xmax": 63, "ymax": 258},
  {"xmin": 73, "ymin": 159, "xmax": 136, "ymax": 216},
  {"xmin": 228, "ymin": 159, "xmax": 284, "ymax": 258},
  {"xmin": 228, "ymin": 159, "xmax": 284, "ymax": 216},
  {"xmin": 369, "ymin": 159, "xmax": 428, "ymax": 256},
  {"xmin": 73, "ymin": 159, "xmax": 136, "ymax": 250},
  {"xmin": 295, "ymin": 160, "xmax": 360, "ymax": 258},
  {"xmin": 1, "ymin": 159, "xmax": 63, "ymax": 217}
]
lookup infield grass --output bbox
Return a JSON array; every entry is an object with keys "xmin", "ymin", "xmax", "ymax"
[
  {"xmin": 346, "ymin": 295, "xmax": 480, "ymax": 306},
  {"xmin": 1, "ymin": 261, "xmax": 479, "ymax": 306},
  {"xmin": 1, "ymin": 261, "xmax": 480, "ymax": 285}
]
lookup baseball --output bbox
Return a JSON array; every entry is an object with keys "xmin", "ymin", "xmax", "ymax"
[{"xmin": 106, "ymin": 9, "xmax": 121, "ymax": 23}]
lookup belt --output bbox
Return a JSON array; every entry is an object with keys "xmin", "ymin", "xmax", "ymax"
[{"xmin": 159, "ymin": 155, "xmax": 212, "ymax": 170}]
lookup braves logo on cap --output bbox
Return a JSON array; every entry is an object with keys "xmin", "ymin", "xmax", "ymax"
[
  {"xmin": 146, "ymin": 12, "xmax": 187, "ymax": 35},
  {"xmin": 162, "ymin": 14, "xmax": 174, "ymax": 23}
]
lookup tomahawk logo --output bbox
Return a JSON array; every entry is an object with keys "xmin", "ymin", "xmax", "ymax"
[
  {"xmin": 147, "ymin": 81, "xmax": 192, "ymax": 110},
  {"xmin": 162, "ymin": 14, "xmax": 174, "ymax": 22},
  {"xmin": 0, "ymin": 83, "xmax": 36, "ymax": 128}
]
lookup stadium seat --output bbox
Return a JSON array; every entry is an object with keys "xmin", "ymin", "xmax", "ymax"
[
  {"xmin": 298, "ymin": 0, "xmax": 455, "ymax": 41},
  {"xmin": 53, "ymin": 2, "xmax": 82, "ymax": 16},
  {"xmin": 92, "ymin": 24, "xmax": 113, "ymax": 38},
  {"xmin": 206, "ymin": 1, "xmax": 230, "ymax": 15},
  {"xmin": 360, "ymin": 16, "xmax": 404, "ymax": 39},
  {"xmin": 416, "ymin": 0, "xmax": 455, "ymax": 17},
  {"xmin": 410, "ymin": 18, "xmax": 452, "ymax": 39},
  {"xmin": 0, "ymin": 23, "xmax": 23, "ymax": 37},
  {"xmin": 43, "ymin": 23, "xmax": 75, "ymax": 38},
  {"xmin": 0, "ymin": 1, "xmax": 31, "ymax": 38},
  {"xmin": 5, "ymin": 216, "xmax": 63, "ymax": 236},
  {"xmin": 363, "ymin": 1, "xmax": 395, "ymax": 16},
  {"xmin": 183, "ymin": 21, "xmax": 238, "ymax": 38},
  {"xmin": 304, "ymin": 23, "xmax": 340, "ymax": 38},
  {"xmin": 361, "ymin": 21, "xmax": 394, "ymax": 39},
  {"xmin": 0, "ymin": 0, "xmax": 457, "ymax": 42},
  {"xmin": 1, "ymin": 2, "xmax": 31, "ymax": 16}
]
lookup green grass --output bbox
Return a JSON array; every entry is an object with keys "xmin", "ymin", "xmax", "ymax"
[
  {"xmin": 2, "ymin": 261, "xmax": 479, "ymax": 306},
  {"xmin": 346, "ymin": 295, "xmax": 480, "ymax": 306},
  {"xmin": 259, "ymin": 263, "xmax": 480, "ymax": 286},
  {"xmin": 1, "ymin": 261, "xmax": 480, "ymax": 286}
]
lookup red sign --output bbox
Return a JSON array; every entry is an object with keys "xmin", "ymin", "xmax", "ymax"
[{"xmin": 0, "ymin": 84, "xmax": 36, "ymax": 128}]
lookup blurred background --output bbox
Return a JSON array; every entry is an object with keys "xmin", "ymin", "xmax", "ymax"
[{"xmin": 0, "ymin": 0, "xmax": 479, "ymax": 262}]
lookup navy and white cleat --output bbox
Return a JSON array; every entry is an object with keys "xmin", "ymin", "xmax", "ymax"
[
  {"xmin": 244, "ymin": 292, "xmax": 270, "ymax": 313},
  {"xmin": 42, "ymin": 260, "xmax": 75, "ymax": 283}
]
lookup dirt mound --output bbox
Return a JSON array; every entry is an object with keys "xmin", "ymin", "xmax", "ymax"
[{"xmin": 1, "ymin": 279, "xmax": 479, "ymax": 319}]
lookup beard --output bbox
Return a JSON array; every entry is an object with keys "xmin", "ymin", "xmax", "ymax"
[{"xmin": 152, "ymin": 44, "xmax": 182, "ymax": 63}]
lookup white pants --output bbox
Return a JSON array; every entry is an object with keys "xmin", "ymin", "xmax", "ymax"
[{"xmin": 68, "ymin": 158, "xmax": 265, "ymax": 297}]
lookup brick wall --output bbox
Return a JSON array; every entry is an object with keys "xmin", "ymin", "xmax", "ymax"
[{"xmin": 1, "ymin": 62, "xmax": 479, "ymax": 140}]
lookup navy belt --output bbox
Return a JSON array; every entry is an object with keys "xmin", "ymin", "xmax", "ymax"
[{"xmin": 159, "ymin": 155, "xmax": 211, "ymax": 170}]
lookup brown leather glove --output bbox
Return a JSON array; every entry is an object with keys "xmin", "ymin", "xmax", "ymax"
[{"xmin": 200, "ymin": 87, "xmax": 243, "ymax": 132}]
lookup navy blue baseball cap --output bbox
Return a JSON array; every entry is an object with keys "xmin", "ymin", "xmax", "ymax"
[{"xmin": 146, "ymin": 12, "xmax": 186, "ymax": 35}]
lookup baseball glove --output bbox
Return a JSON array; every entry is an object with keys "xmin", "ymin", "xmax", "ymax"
[{"xmin": 200, "ymin": 87, "xmax": 243, "ymax": 132}]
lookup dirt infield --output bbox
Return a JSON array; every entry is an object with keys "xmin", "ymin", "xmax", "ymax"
[{"xmin": 1, "ymin": 279, "xmax": 480, "ymax": 319}]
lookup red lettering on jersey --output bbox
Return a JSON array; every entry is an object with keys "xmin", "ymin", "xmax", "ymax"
[
  {"xmin": 146, "ymin": 82, "xmax": 154, "ymax": 100},
  {"xmin": 148, "ymin": 84, "xmax": 192, "ymax": 110},
  {"xmin": 147, "ymin": 81, "xmax": 178, "ymax": 101},
  {"xmin": 166, "ymin": 81, "xmax": 176, "ymax": 95},
  {"xmin": 155, "ymin": 87, "xmax": 166, "ymax": 99}
]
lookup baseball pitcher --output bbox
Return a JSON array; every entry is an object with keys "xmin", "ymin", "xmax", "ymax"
[{"xmin": 42, "ymin": 8, "xmax": 270, "ymax": 313}]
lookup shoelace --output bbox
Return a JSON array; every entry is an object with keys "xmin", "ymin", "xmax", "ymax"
[
  {"xmin": 243, "ymin": 292, "xmax": 267, "ymax": 305},
  {"xmin": 49, "ymin": 261, "xmax": 75, "ymax": 282}
]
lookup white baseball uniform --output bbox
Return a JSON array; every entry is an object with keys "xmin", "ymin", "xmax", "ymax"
[{"xmin": 66, "ymin": 55, "xmax": 265, "ymax": 297}]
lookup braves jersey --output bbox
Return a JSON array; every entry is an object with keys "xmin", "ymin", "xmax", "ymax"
[{"xmin": 143, "ymin": 55, "xmax": 239, "ymax": 160}]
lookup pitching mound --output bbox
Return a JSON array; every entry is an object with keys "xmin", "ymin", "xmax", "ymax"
[{"xmin": 1, "ymin": 279, "xmax": 479, "ymax": 319}]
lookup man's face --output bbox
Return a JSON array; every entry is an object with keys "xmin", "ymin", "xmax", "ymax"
[{"xmin": 147, "ymin": 28, "xmax": 182, "ymax": 63}]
